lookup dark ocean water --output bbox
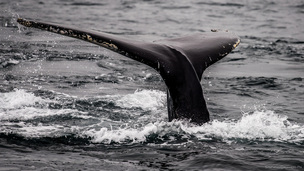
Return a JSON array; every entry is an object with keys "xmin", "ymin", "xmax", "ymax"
[{"xmin": 1, "ymin": 0, "xmax": 304, "ymax": 170}]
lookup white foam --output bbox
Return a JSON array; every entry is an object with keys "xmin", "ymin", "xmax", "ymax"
[
  {"xmin": 0, "ymin": 89, "xmax": 48, "ymax": 109},
  {"xmin": 0, "ymin": 89, "xmax": 88, "ymax": 121},
  {"xmin": 115, "ymin": 89, "xmax": 166, "ymax": 110},
  {"xmin": 1, "ymin": 122, "xmax": 80, "ymax": 138},
  {"xmin": 84, "ymin": 123, "xmax": 159, "ymax": 143},
  {"xmin": 181, "ymin": 110, "xmax": 304, "ymax": 143},
  {"xmin": 84, "ymin": 110, "xmax": 304, "ymax": 144},
  {"xmin": 0, "ymin": 107, "xmax": 79, "ymax": 121},
  {"xmin": 82, "ymin": 121, "xmax": 191, "ymax": 144},
  {"xmin": 1, "ymin": 89, "xmax": 303, "ymax": 145}
]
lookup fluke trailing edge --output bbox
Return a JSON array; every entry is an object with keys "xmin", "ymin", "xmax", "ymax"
[{"xmin": 17, "ymin": 18, "xmax": 240, "ymax": 124}]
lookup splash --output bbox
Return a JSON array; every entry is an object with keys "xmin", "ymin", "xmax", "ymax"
[
  {"xmin": 115, "ymin": 89, "xmax": 166, "ymax": 110},
  {"xmin": 0, "ymin": 89, "xmax": 88, "ymax": 138},
  {"xmin": 0, "ymin": 89, "xmax": 48, "ymax": 109},
  {"xmin": 85, "ymin": 110, "xmax": 304, "ymax": 144},
  {"xmin": 190, "ymin": 110, "xmax": 304, "ymax": 143},
  {"xmin": 1, "ymin": 89, "xmax": 303, "ymax": 145},
  {"xmin": 84, "ymin": 123, "xmax": 159, "ymax": 144},
  {"xmin": 0, "ymin": 89, "xmax": 81, "ymax": 121}
]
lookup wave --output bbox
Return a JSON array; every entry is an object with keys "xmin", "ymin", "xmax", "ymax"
[
  {"xmin": 0, "ymin": 89, "xmax": 303, "ymax": 146},
  {"xmin": 69, "ymin": 2, "xmax": 106, "ymax": 6},
  {"xmin": 195, "ymin": 2, "xmax": 244, "ymax": 8},
  {"xmin": 84, "ymin": 110, "xmax": 304, "ymax": 145},
  {"xmin": 0, "ymin": 89, "xmax": 51, "ymax": 109},
  {"xmin": 115, "ymin": 89, "xmax": 166, "ymax": 110}
]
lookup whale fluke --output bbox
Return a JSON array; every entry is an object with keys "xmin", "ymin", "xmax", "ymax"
[{"xmin": 17, "ymin": 18, "xmax": 240, "ymax": 124}]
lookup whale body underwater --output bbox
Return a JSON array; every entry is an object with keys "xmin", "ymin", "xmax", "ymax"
[{"xmin": 17, "ymin": 18, "xmax": 240, "ymax": 124}]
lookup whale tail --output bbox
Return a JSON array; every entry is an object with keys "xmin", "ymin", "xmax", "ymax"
[{"xmin": 17, "ymin": 18, "xmax": 240, "ymax": 124}]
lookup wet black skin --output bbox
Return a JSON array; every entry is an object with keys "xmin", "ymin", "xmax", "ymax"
[{"xmin": 17, "ymin": 18, "xmax": 240, "ymax": 124}]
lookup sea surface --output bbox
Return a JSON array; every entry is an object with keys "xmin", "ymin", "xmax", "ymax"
[{"xmin": 0, "ymin": 0, "xmax": 304, "ymax": 170}]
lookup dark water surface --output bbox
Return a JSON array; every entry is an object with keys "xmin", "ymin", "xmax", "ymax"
[{"xmin": 1, "ymin": 0, "xmax": 304, "ymax": 170}]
